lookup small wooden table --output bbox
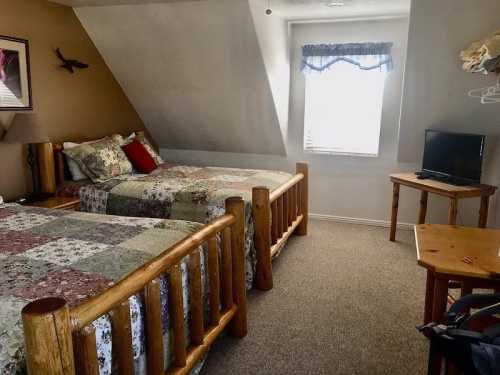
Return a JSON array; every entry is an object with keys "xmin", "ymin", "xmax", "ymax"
[
  {"xmin": 415, "ymin": 224, "xmax": 500, "ymax": 324},
  {"xmin": 28, "ymin": 196, "xmax": 80, "ymax": 211},
  {"xmin": 390, "ymin": 173, "xmax": 496, "ymax": 241},
  {"xmin": 415, "ymin": 224, "xmax": 500, "ymax": 372}
]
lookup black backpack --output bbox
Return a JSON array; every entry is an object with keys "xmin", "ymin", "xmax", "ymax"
[{"xmin": 418, "ymin": 293, "xmax": 500, "ymax": 375}]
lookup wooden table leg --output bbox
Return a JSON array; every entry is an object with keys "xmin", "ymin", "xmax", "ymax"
[
  {"xmin": 390, "ymin": 183, "xmax": 400, "ymax": 241},
  {"xmin": 448, "ymin": 198, "xmax": 458, "ymax": 225},
  {"xmin": 431, "ymin": 276, "xmax": 449, "ymax": 322},
  {"xmin": 478, "ymin": 195, "xmax": 490, "ymax": 228},
  {"xmin": 424, "ymin": 270, "xmax": 435, "ymax": 324},
  {"xmin": 428, "ymin": 275, "xmax": 449, "ymax": 374},
  {"xmin": 418, "ymin": 191, "xmax": 428, "ymax": 225}
]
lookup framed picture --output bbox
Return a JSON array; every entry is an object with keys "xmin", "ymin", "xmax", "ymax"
[{"xmin": 0, "ymin": 36, "xmax": 32, "ymax": 111}]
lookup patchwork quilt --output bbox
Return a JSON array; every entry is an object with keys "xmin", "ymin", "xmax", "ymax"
[
  {"xmin": 79, "ymin": 163, "xmax": 293, "ymax": 286},
  {"xmin": 0, "ymin": 204, "xmax": 207, "ymax": 375}
]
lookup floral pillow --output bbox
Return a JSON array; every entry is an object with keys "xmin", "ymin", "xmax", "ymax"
[{"xmin": 63, "ymin": 137, "xmax": 133, "ymax": 183}]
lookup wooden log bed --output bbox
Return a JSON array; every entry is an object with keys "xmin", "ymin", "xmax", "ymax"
[
  {"xmin": 252, "ymin": 163, "xmax": 308, "ymax": 290},
  {"xmin": 35, "ymin": 131, "xmax": 309, "ymax": 292},
  {"xmin": 21, "ymin": 197, "xmax": 247, "ymax": 375}
]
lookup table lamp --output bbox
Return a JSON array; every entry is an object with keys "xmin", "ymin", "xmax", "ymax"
[{"xmin": 3, "ymin": 114, "xmax": 49, "ymax": 197}]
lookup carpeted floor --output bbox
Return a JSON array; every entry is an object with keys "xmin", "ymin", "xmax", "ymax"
[{"xmin": 201, "ymin": 219, "xmax": 429, "ymax": 375}]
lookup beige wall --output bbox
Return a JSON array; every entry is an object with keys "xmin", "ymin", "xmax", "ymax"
[{"xmin": 0, "ymin": 0, "xmax": 144, "ymax": 200}]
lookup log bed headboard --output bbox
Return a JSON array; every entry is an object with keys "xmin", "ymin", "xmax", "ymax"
[{"xmin": 37, "ymin": 130, "xmax": 147, "ymax": 194}]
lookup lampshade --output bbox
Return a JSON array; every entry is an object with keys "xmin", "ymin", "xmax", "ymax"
[{"xmin": 3, "ymin": 114, "xmax": 49, "ymax": 144}]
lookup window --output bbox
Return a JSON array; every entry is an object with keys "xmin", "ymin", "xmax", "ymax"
[{"xmin": 301, "ymin": 43, "xmax": 393, "ymax": 157}]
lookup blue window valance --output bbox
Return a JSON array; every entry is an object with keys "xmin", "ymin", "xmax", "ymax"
[{"xmin": 301, "ymin": 42, "xmax": 394, "ymax": 74}]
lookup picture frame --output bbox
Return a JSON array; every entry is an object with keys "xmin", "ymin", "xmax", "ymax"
[{"xmin": 0, "ymin": 35, "xmax": 32, "ymax": 111}]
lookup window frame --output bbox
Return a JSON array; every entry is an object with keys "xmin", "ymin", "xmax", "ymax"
[{"xmin": 301, "ymin": 43, "xmax": 393, "ymax": 158}]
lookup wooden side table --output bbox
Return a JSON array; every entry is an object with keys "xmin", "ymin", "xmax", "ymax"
[
  {"xmin": 28, "ymin": 196, "xmax": 80, "ymax": 211},
  {"xmin": 390, "ymin": 173, "xmax": 496, "ymax": 241},
  {"xmin": 415, "ymin": 224, "xmax": 500, "ymax": 373}
]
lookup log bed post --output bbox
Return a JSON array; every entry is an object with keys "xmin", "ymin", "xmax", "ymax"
[
  {"xmin": 226, "ymin": 197, "xmax": 248, "ymax": 338},
  {"xmin": 73, "ymin": 325, "xmax": 99, "ymax": 375},
  {"xmin": 22, "ymin": 297, "xmax": 76, "ymax": 375},
  {"xmin": 252, "ymin": 187, "xmax": 273, "ymax": 291},
  {"xmin": 296, "ymin": 162, "xmax": 309, "ymax": 236},
  {"xmin": 37, "ymin": 143, "xmax": 57, "ymax": 194}
]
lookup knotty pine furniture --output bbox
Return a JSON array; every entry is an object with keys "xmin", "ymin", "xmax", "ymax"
[
  {"xmin": 35, "ymin": 132, "xmax": 309, "ymax": 291},
  {"xmin": 21, "ymin": 197, "xmax": 247, "ymax": 375},
  {"xmin": 390, "ymin": 173, "xmax": 497, "ymax": 241},
  {"xmin": 27, "ymin": 196, "xmax": 80, "ymax": 211},
  {"xmin": 415, "ymin": 224, "xmax": 500, "ymax": 373}
]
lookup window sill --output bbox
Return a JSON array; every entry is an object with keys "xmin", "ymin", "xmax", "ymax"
[{"xmin": 304, "ymin": 149, "xmax": 379, "ymax": 158}]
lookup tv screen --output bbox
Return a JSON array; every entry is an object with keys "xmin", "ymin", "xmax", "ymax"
[{"xmin": 422, "ymin": 130, "xmax": 485, "ymax": 184}]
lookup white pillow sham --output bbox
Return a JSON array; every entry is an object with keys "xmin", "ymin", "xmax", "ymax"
[{"xmin": 63, "ymin": 141, "xmax": 91, "ymax": 181}]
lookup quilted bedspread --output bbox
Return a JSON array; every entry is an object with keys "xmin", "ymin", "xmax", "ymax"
[
  {"xmin": 79, "ymin": 163, "xmax": 293, "ymax": 286},
  {"xmin": 0, "ymin": 204, "xmax": 206, "ymax": 375}
]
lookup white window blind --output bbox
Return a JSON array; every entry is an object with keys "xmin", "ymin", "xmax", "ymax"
[
  {"xmin": 0, "ymin": 80, "xmax": 23, "ymax": 107},
  {"xmin": 303, "ymin": 61, "xmax": 387, "ymax": 156}
]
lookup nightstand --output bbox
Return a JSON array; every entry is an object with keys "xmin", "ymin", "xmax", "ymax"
[{"xmin": 28, "ymin": 196, "xmax": 80, "ymax": 211}]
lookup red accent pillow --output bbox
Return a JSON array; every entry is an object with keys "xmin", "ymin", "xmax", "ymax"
[{"xmin": 122, "ymin": 139, "xmax": 158, "ymax": 174}]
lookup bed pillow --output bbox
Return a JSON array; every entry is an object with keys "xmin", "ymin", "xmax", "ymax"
[
  {"xmin": 63, "ymin": 137, "xmax": 133, "ymax": 183},
  {"xmin": 126, "ymin": 132, "xmax": 164, "ymax": 165},
  {"xmin": 63, "ymin": 141, "xmax": 94, "ymax": 181},
  {"xmin": 122, "ymin": 139, "xmax": 158, "ymax": 174},
  {"xmin": 62, "ymin": 135, "xmax": 125, "ymax": 181}
]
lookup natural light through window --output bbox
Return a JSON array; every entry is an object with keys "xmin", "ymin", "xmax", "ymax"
[{"xmin": 303, "ymin": 61, "xmax": 387, "ymax": 156}]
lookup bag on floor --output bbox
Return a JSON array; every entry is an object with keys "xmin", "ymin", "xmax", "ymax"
[{"xmin": 417, "ymin": 293, "xmax": 500, "ymax": 375}]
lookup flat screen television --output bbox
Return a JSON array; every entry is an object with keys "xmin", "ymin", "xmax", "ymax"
[{"xmin": 422, "ymin": 129, "xmax": 486, "ymax": 185}]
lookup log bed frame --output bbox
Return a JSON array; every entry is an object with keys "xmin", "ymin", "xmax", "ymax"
[
  {"xmin": 35, "ymin": 132, "xmax": 309, "ymax": 292},
  {"xmin": 21, "ymin": 197, "xmax": 247, "ymax": 375},
  {"xmin": 252, "ymin": 163, "xmax": 308, "ymax": 290}
]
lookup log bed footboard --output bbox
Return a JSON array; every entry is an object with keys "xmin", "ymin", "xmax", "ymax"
[
  {"xmin": 253, "ymin": 162, "xmax": 309, "ymax": 291},
  {"xmin": 21, "ymin": 197, "xmax": 247, "ymax": 375}
]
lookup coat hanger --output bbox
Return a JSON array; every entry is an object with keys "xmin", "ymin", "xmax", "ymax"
[{"xmin": 468, "ymin": 75, "xmax": 500, "ymax": 104}]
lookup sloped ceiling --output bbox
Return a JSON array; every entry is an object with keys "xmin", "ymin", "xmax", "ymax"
[
  {"xmin": 271, "ymin": 0, "xmax": 410, "ymax": 21},
  {"xmin": 71, "ymin": 0, "xmax": 287, "ymax": 155},
  {"xmin": 52, "ymin": 0, "xmax": 201, "ymax": 6},
  {"xmin": 52, "ymin": 0, "xmax": 410, "ymax": 20},
  {"xmin": 249, "ymin": 0, "xmax": 290, "ymax": 144}
]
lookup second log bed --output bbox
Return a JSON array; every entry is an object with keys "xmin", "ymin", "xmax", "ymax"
[
  {"xmin": 1, "ymin": 197, "xmax": 246, "ymax": 374},
  {"xmin": 36, "ymin": 136, "xmax": 309, "ymax": 291}
]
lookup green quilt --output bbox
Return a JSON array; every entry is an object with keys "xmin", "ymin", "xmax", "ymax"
[{"xmin": 79, "ymin": 163, "xmax": 293, "ymax": 286}]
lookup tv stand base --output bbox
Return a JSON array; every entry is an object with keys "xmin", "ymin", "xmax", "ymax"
[
  {"xmin": 389, "ymin": 173, "xmax": 497, "ymax": 241},
  {"xmin": 414, "ymin": 172, "xmax": 470, "ymax": 186}
]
